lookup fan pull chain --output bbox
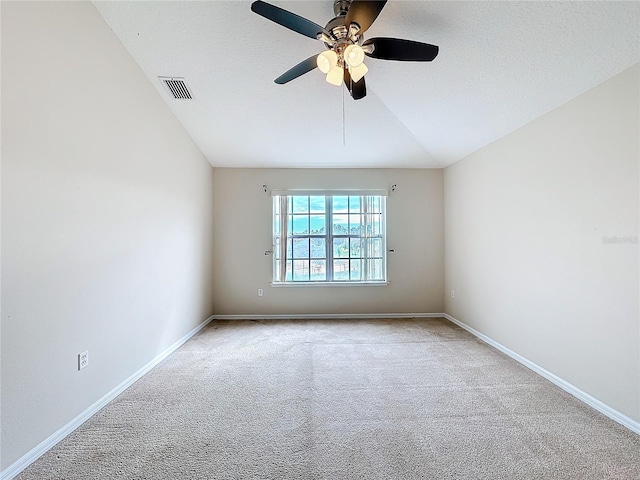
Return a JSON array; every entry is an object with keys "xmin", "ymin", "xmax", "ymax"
[{"xmin": 342, "ymin": 83, "xmax": 346, "ymax": 145}]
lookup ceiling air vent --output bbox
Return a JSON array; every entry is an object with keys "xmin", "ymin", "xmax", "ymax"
[{"xmin": 159, "ymin": 76, "xmax": 193, "ymax": 100}]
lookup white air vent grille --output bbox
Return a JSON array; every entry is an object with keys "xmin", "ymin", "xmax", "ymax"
[{"xmin": 159, "ymin": 77, "xmax": 193, "ymax": 100}]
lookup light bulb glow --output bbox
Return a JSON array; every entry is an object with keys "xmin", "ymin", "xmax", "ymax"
[
  {"xmin": 317, "ymin": 50, "xmax": 338, "ymax": 74},
  {"xmin": 344, "ymin": 44, "xmax": 365, "ymax": 67},
  {"xmin": 348, "ymin": 63, "xmax": 368, "ymax": 83},
  {"xmin": 325, "ymin": 66, "xmax": 343, "ymax": 86}
]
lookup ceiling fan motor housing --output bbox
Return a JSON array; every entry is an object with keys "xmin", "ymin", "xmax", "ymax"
[
  {"xmin": 325, "ymin": 17, "xmax": 350, "ymax": 41},
  {"xmin": 333, "ymin": 0, "xmax": 352, "ymax": 17}
]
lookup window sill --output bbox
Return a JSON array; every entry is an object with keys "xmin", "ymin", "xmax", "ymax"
[{"xmin": 270, "ymin": 281, "xmax": 389, "ymax": 288}]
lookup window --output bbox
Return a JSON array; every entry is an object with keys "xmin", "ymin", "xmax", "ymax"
[{"xmin": 272, "ymin": 192, "xmax": 387, "ymax": 284}]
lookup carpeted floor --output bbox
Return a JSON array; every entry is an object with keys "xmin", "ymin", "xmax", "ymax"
[{"xmin": 17, "ymin": 318, "xmax": 640, "ymax": 479}]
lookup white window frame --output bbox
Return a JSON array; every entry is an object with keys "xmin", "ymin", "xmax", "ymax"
[{"xmin": 271, "ymin": 190, "xmax": 388, "ymax": 286}]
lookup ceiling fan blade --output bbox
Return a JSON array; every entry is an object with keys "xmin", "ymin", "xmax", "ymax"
[
  {"xmin": 345, "ymin": 1, "xmax": 387, "ymax": 34},
  {"xmin": 275, "ymin": 55, "xmax": 318, "ymax": 84},
  {"xmin": 251, "ymin": 0, "xmax": 324, "ymax": 40},
  {"xmin": 364, "ymin": 37, "xmax": 439, "ymax": 61},
  {"xmin": 351, "ymin": 76, "xmax": 366, "ymax": 100},
  {"xmin": 344, "ymin": 69, "xmax": 367, "ymax": 100}
]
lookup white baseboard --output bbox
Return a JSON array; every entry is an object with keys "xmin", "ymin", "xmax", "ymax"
[
  {"xmin": 0, "ymin": 315, "xmax": 215, "ymax": 480},
  {"xmin": 210, "ymin": 313, "xmax": 445, "ymax": 320},
  {"xmin": 443, "ymin": 313, "xmax": 640, "ymax": 435}
]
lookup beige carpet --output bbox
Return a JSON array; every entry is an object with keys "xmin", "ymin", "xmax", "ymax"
[{"xmin": 18, "ymin": 318, "xmax": 640, "ymax": 479}]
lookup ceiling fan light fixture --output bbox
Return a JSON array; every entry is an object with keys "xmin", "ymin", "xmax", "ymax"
[
  {"xmin": 317, "ymin": 50, "xmax": 338, "ymax": 74},
  {"xmin": 325, "ymin": 65, "xmax": 343, "ymax": 86},
  {"xmin": 348, "ymin": 63, "xmax": 368, "ymax": 83},
  {"xmin": 344, "ymin": 44, "xmax": 365, "ymax": 67}
]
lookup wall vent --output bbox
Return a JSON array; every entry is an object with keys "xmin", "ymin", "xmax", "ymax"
[{"xmin": 158, "ymin": 76, "xmax": 193, "ymax": 100}]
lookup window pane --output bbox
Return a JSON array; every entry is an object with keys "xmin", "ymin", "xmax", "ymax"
[
  {"xmin": 350, "ymin": 259, "xmax": 362, "ymax": 281},
  {"xmin": 333, "ymin": 196, "xmax": 348, "ymax": 213},
  {"xmin": 371, "ymin": 237, "xmax": 382, "ymax": 257},
  {"xmin": 333, "ymin": 214, "xmax": 348, "ymax": 234},
  {"xmin": 310, "ymin": 196, "xmax": 325, "ymax": 213},
  {"xmin": 350, "ymin": 238, "xmax": 361, "ymax": 258},
  {"xmin": 286, "ymin": 239, "xmax": 292, "ymax": 259},
  {"xmin": 372, "ymin": 196, "xmax": 381, "ymax": 213},
  {"xmin": 293, "ymin": 260, "xmax": 309, "ymax": 281},
  {"xmin": 349, "ymin": 214, "xmax": 361, "ymax": 234},
  {"xmin": 292, "ymin": 196, "xmax": 309, "ymax": 213},
  {"xmin": 293, "ymin": 238, "xmax": 309, "ymax": 258},
  {"xmin": 333, "ymin": 238, "xmax": 349, "ymax": 258},
  {"xmin": 310, "ymin": 215, "xmax": 325, "ymax": 234},
  {"xmin": 370, "ymin": 214, "xmax": 381, "ymax": 235},
  {"xmin": 370, "ymin": 259, "xmax": 383, "ymax": 280},
  {"xmin": 334, "ymin": 259, "xmax": 349, "ymax": 280},
  {"xmin": 310, "ymin": 260, "xmax": 326, "ymax": 281},
  {"xmin": 274, "ymin": 215, "xmax": 280, "ymax": 236},
  {"xmin": 274, "ymin": 244, "xmax": 281, "ymax": 280},
  {"xmin": 292, "ymin": 215, "xmax": 309, "ymax": 235},
  {"xmin": 349, "ymin": 196, "xmax": 360, "ymax": 213},
  {"xmin": 311, "ymin": 238, "xmax": 326, "ymax": 258},
  {"xmin": 285, "ymin": 260, "xmax": 292, "ymax": 282},
  {"xmin": 274, "ymin": 237, "xmax": 280, "ymax": 260}
]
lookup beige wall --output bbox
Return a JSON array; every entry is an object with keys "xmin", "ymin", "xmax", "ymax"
[
  {"xmin": 1, "ymin": 1, "xmax": 215, "ymax": 468},
  {"xmin": 212, "ymin": 168, "xmax": 444, "ymax": 315},
  {"xmin": 444, "ymin": 64, "xmax": 640, "ymax": 421}
]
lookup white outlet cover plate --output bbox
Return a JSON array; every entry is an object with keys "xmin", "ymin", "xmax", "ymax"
[{"xmin": 78, "ymin": 351, "xmax": 89, "ymax": 370}]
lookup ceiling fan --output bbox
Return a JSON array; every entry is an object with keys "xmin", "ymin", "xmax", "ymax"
[{"xmin": 251, "ymin": 0, "xmax": 439, "ymax": 100}]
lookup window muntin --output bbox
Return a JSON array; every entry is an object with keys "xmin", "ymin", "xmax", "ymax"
[{"xmin": 273, "ymin": 193, "xmax": 386, "ymax": 284}]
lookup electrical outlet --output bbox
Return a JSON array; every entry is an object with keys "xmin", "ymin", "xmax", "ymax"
[
  {"xmin": 258, "ymin": 288, "xmax": 264, "ymax": 297},
  {"xmin": 78, "ymin": 350, "xmax": 89, "ymax": 370},
  {"xmin": 450, "ymin": 290, "xmax": 455, "ymax": 298}
]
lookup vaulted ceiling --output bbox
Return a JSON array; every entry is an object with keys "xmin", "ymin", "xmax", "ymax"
[{"xmin": 94, "ymin": 1, "xmax": 639, "ymax": 168}]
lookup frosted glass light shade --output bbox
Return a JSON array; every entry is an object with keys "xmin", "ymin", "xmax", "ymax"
[
  {"xmin": 317, "ymin": 50, "xmax": 338, "ymax": 74},
  {"xmin": 325, "ymin": 66, "xmax": 343, "ymax": 86},
  {"xmin": 349, "ymin": 63, "xmax": 368, "ymax": 82},
  {"xmin": 344, "ymin": 44, "xmax": 365, "ymax": 67}
]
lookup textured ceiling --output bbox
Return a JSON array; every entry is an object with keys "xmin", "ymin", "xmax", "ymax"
[{"xmin": 94, "ymin": 1, "xmax": 639, "ymax": 168}]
